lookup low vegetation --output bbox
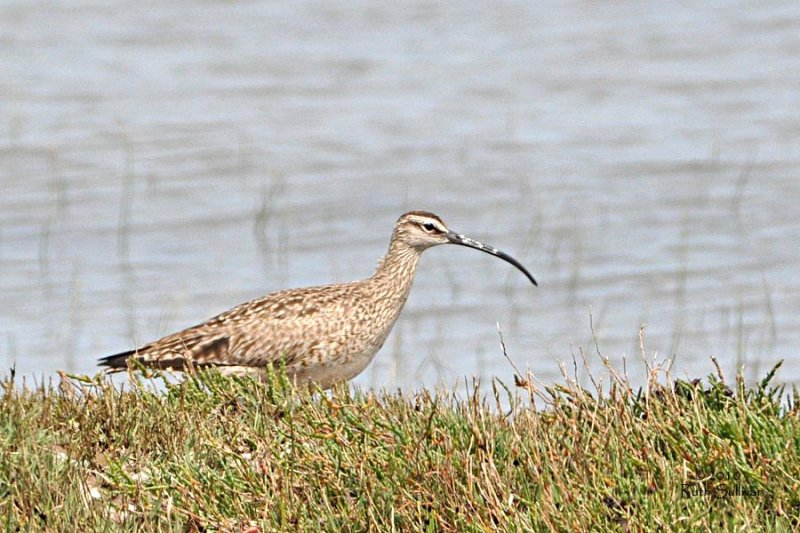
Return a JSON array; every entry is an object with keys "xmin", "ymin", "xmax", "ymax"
[{"xmin": 1, "ymin": 359, "xmax": 798, "ymax": 531}]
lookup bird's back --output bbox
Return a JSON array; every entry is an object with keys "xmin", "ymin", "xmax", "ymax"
[{"xmin": 100, "ymin": 278, "xmax": 404, "ymax": 387}]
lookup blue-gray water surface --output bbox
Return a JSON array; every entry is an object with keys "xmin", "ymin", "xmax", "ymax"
[{"xmin": 2, "ymin": 1, "xmax": 799, "ymax": 390}]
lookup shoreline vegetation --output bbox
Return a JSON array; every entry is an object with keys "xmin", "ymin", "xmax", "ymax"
[{"xmin": 1, "ymin": 359, "xmax": 798, "ymax": 531}]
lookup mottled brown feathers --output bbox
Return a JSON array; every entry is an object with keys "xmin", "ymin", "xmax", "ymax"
[
  {"xmin": 99, "ymin": 215, "xmax": 437, "ymax": 389},
  {"xmin": 99, "ymin": 210, "xmax": 535, "ymax": 389},
  {"xmin": 99, "ymin": 273, "xmax": 418, "ymax": 389}
]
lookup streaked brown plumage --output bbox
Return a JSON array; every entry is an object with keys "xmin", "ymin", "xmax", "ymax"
[{"xmin": 99, "ymin": 211, "xmax": 537, "ymax": 389}]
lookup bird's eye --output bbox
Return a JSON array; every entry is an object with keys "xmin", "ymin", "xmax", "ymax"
[{"xmin": 422, "ymin": 222, "xmax": 437, "ymax": 233}]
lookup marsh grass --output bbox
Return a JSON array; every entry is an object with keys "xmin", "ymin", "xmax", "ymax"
[{"xmin": 1, "ymin": 361, "xmax": 798, "ymax": 531}]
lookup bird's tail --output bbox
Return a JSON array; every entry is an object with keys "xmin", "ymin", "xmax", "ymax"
[{"xmin": 98, "ymin": 349, "xmax": 137, "ymax": 371}]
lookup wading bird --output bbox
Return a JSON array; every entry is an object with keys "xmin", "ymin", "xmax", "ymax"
[{"xmin": 100, "ymin": 211, "xmax": 537, "ymax": 388}]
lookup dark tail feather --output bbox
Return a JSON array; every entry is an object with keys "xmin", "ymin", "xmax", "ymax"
[
  {"xmin": 98, "ymin": 336, "xmax": 230, "ymax": 372},
  {"xmin": 98, "ymin": 349, "xmax": 138, "ymax": 370},
  {"xmin": 99, "ymin": 348, "xmax": 191, "ymax": 372}
]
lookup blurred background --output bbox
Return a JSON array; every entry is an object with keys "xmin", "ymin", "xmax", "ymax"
[{"xmin": 1, "ymin": 1, "xmax": 798, "ymax": 391}]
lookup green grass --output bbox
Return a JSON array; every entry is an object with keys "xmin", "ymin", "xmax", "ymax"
[{"xmin": 1, "ymin": 361, "xmax": 798, "ymax": 531}]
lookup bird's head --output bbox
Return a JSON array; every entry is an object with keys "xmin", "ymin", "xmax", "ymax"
[{"xmin": 393, "ymin": 211, "xmax": 537, "ymax": 286}]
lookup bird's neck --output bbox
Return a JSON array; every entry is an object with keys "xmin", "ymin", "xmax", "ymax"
[{"xmin": 370, "ymin": 239, "xmax": 422, "ymax": 301}]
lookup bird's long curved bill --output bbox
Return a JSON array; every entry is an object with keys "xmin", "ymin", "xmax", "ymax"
[{"xmin": 446, "ymin": 231, "xmax": 538, "ymax": 286}]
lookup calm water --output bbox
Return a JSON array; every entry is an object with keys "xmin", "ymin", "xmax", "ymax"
[{"xmin": 2, "ymin": 1, "xmax": 799, "ymax": 390}]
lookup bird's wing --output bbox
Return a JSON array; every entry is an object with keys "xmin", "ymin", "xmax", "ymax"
[
  {"xmin": 214, "ymin": 283, "xmax": 363, "ymax": 367},
  {"xmin": 103, "ymin": 326, "xmax": 232, "ymax": 371},
  {"xmin": 105, "ymin": 282, "xmax": 364, "ymax": 371}
]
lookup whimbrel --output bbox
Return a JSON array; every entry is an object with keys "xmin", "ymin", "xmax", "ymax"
[{"xmin": 100, "ymin": 211, "xmax": 537, "ymax": 389}]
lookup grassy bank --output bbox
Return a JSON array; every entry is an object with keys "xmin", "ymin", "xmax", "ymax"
[{"xmin": 1, "ymin": 361, "xmax": 798, "ymax": 531}]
